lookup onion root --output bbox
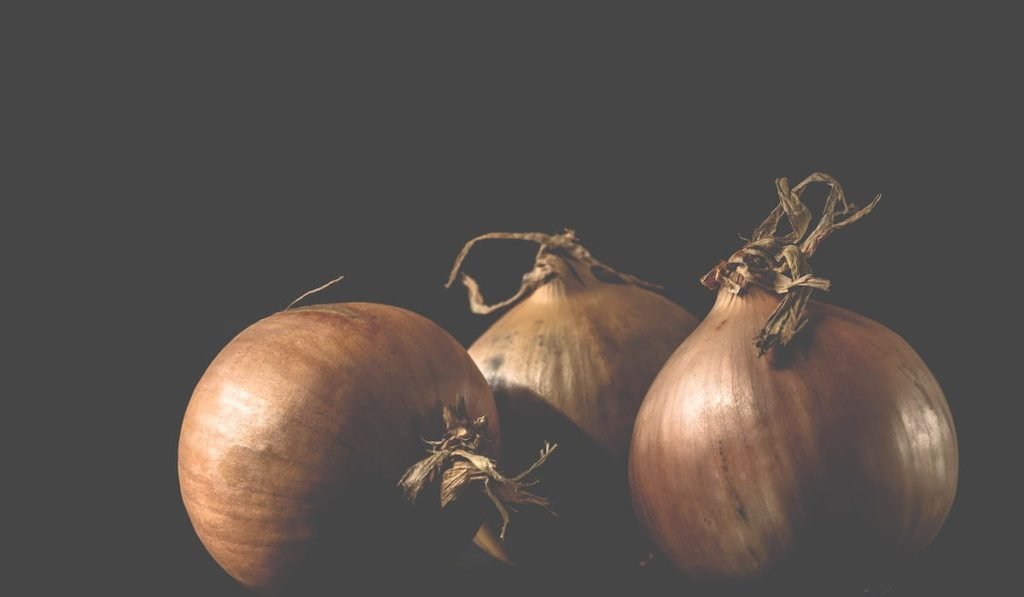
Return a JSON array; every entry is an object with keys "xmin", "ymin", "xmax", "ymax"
[{"xmin": 399, "ymin": 397, "xmax": 557, "ymax": 540}]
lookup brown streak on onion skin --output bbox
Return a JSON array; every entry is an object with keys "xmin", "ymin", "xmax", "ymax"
[
  {"xmin": 629, "ymin": 287, "xmax": 958, "ymax": 584},
  {"xmin": 470, "ymin": 257, "xmax": 699, "ymax": 568},
  {"xmin": 178, "ymin": 303, "xmax": 497, "ymax": 593}
]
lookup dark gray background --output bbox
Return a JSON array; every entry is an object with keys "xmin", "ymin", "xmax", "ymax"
[{"xmin": 12, "ymin": 6, "xmax": 1014, "ymax": 596}]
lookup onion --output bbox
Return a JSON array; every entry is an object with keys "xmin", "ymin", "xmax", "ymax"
[
  {"xmin": 446, "ymin": 231, "xmax": 699, "ymax": 568},
  {"xmin": 179, "ymin": 296, "xmax": 550, "ymax": 593},
  {"xmin": 629, "ymin": 174, "xmax": 958, "ymax": 587}
]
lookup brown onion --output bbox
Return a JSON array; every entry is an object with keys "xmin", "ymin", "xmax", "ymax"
[
  {"xmin": 178, "ymin": 301, "xmax": 499, "ymax": 593},
  {"xmin": 629, "ymin": 174, "xmax": 958, "ymax": 587},
  {"xmin": 447, "ymin": 231, "xmax": 699, "ymax": 568}
]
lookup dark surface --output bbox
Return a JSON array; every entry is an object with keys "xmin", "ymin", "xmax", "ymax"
[{"xmin": 11, "ymin": 5, "xmax": 1013, "ymax": 596}]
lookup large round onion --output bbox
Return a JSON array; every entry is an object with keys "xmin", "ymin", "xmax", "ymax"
[
  {"xmin": 629, "ymin": 175, "xmax": 958, "ymax": 587},
  {"xmin": 178, "ymin": 302, "xmax": 497, "ymax": 593},
  {"xmin": 447, "ymin": 231, "xmax": 699, "ymax": 568}
]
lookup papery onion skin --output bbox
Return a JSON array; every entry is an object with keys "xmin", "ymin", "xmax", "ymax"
[
  {"xmin": 629, "ymin": 286, "xmax": 958, "ymax": 582},
  {"xmin": 178, "ymin": 303, "xmax": 497, "ymax": 593},
  {"xmin": 468, "ymin": 255, "xmax": 699, "ymax": 567}
]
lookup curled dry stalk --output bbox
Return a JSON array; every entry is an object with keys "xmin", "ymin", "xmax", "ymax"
[
  {"xmin": 701, "ymin": 173, "xmax": 881, "ymax": 355},
  {"xmin": 399, "ymin": 397, "xmax": 557, "ymax": 540},
  {"xmin": 446, "ymin": 229, "xmax": 662, "ymax": 315}
]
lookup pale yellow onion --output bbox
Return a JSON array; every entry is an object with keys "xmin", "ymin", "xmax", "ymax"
[{"xmin": 447, "ymin": 231, "xmax": 699, "ymax": 568}]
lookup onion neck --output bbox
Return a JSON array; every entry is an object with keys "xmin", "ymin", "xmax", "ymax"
[
  {"xmin": 534, "ymin": 254, "xmax": 598, "ymax": 299},
  {"xmin": 712, "ymin": 284, "xmax": 779, "ymax": 313}
]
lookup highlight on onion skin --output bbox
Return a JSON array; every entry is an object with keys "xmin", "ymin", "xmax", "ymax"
[
  {"xmin": 447, "ymin": 230, "xmax": 700, "ymax": 568},
  {"xmin": 629, "ymin": 174, "xmax": 958, "ymax": 587},
  {"xmin": 178, "ymin": 302, "xmax": 498, "ymax": 593}
]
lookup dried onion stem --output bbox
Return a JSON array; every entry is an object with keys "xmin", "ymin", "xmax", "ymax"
[
  {"xmin": 399, "ymin": 397, "xmax": 557, "ymax": 540},
  {"xmin": 701, "ymin": 173, "xmax": 881, "ymax": 355}
]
